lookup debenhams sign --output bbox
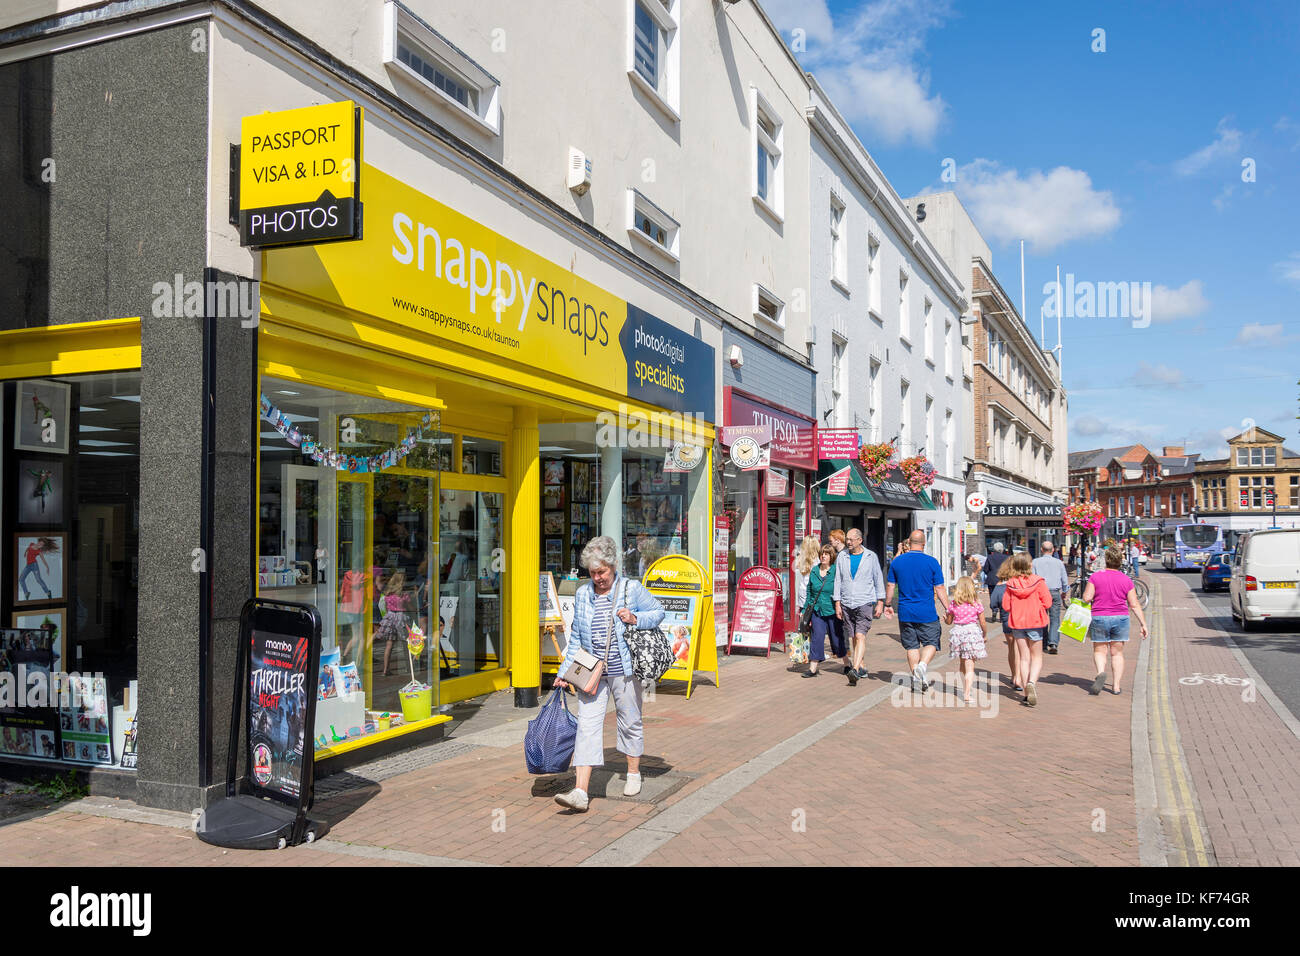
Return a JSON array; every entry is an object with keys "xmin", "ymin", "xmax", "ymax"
[
  {"xmin": 238, "ymin": 100, "xmax": 363, "ymax": 247},
  {"xmin": 984, "ymin": 504, "xmax": 1063, "ymax": 518}
]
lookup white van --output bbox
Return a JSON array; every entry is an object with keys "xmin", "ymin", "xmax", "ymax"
[{"xmin": 1230, "ymin": 529, "xmax": 1300, "ymax": 629}]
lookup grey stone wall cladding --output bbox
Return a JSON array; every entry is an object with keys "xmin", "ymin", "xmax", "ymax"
[
  {"xmin": 722, "ymin": 326, "xmax": 815, "ymax": 418},
  {"xmin": 1, "ymin": 24, "xmax": 210, "ymax": 328},
  {"xmin": 21, "ymin": 23, "xmax": 215, "ymax": 809}
]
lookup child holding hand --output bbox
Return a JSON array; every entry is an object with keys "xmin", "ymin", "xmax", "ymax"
[{"xmin": 945, "ymin": 576, "xmax": 988, "ymax": 703}]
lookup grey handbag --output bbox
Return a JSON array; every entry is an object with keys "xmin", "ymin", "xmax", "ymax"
[{"xmin": 561, "ymin": 594, "xmax": 615, "ymax": 693}]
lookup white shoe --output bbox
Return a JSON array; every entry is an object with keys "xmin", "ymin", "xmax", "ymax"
[
  {"xmin": 554, "ymin": 788, "xmax": 589, "ymax": 812},
  {"xmin": 623, "ymin": 773, "xmax": 642, "ymax": 797}
]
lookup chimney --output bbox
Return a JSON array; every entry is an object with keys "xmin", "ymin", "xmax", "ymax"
[{"xmin": 1162, "ymin": 445, "xmax": 1184, "ymax": 458}]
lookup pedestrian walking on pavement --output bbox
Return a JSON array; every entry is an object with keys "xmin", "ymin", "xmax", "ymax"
[
  {"xmin": 1032, "ymin": 540, "xmax": 1070, "ymax": 654},
  {"xmin": 833, "ymin": 528, "xmax": 886, "ymax": 686},
  {"xmin": 990, "ymin": 562, "xmax": 1019, "ymax": 692},
  {"xmin": 944, "ymin": 576, "xmax": 988, "ymax": 702},
  {"xmin": 803, "ymin": 544, "xmax": 847, "ymax": 677},
  {"xmin": 1082, "ymin": 544, "xmax": 1149, "ymax": 696},
  {"xmin": 885, "ymin": 529, "xmax": 951, "ymax": 692},
  {"xmin": 1000, "ymin": 552, "xmax": 1053, "ymax": 706},
  {"xmin": 828, "ymin": 528, "xmax": 847, "ymax": 555},
  {"xmin": 1128, "ymin": 539, "xmax": 1143, "ymax": 583},
  {"xmin": 552, "ymin": 536, "xmax": 665, "ymax": 813},
  {"xmin": 792, "ymin": 535, "xmax": 820, "ymax": 623},
  {"xmin": 983, "ymin": 542, "xmax": 1009, "ymax": 621}
]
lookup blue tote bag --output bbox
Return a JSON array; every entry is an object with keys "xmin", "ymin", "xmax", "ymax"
[{"xmin": 524, "ymin": 687, "xmax": 579, "ymax": 774}]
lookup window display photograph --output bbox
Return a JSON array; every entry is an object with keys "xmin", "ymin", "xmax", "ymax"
[
  {"xmin": 536, "ymin": 422, "xmax": 708, "ymax": 585},
  {"xmin": 258, "ymin": 378, "xmax": 444, "ymax": 752},
  {"xmin": 0, "ymin": 372, "xmax": 140, "ymax": 768}
]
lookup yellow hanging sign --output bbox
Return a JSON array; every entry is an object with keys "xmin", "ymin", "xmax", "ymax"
[
  {"xmin": 642, "ymin": 554, "xmax": 717, "ymax": 699},
  {"xmin": 239, "ymin": 100, "xmax": 362, "ymax": 247}
]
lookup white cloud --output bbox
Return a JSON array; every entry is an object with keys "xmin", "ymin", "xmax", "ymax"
[
  {"xmin": 1234, "ymin": 322, "xmax": 1285, "ymax": 346},
  {"xmin": 951, "ymin": 159, "xmax": 1121, "ymax": 252},
  {"xmin": 1274, "ymin": 116, "xmax": 1300, "ymax": 151},
  {"xmin": 1173, "ymin": 117, "xmax": 1243, "ymax": 176},
  {"xmin": 1074, "ymin": 415, "xmax": 1110, "ymax": 437},
  {"xmin": 1149, "ymin": 280, "xmax": 1209, "ymax": 323},
  {"xmin": 1068, "ymin": 414, "xmax": 1165, "ymax": 446},
  {"xmin": 768, "ymin": 0, "xmax": 952, "ymax": 147},
  {"xmin": 761, "ymin": 0, "xmax": 835, "ymax": 44},
  {"xmin": 1275, "ymin": 253, "xmax": 1300, "ymax": 286},
  {"xmin": 1129, "ymin": 362, "xmax": 1191, "ymax": 389}
]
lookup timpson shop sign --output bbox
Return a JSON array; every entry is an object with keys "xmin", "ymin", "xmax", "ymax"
[{"xmin": 239, "ymin": 101, "xmax": 363, "ymax": 247}]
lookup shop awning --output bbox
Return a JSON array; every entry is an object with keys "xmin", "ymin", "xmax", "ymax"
[{"xmin": 817, "ymin": 460, "xmax": 936, "ymax": 510}]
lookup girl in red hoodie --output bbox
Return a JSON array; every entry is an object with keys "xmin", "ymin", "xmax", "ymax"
[{"xmin": 1000, "ymin": 552, "xmax": 1053, "ymax": 706}]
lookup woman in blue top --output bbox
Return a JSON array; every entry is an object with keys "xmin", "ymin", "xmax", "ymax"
[
  {"xmin": 553, "ymin": 535, "xmax": 665, "ymax": 813},
  {"xmin": 803, "ymin": 543, "xmax": 846, "ymax": 677}
]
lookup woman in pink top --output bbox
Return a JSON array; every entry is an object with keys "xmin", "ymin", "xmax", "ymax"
[{"xmin": 1082, "ymin": 545, "xmax": 1149, "ymax": 696}]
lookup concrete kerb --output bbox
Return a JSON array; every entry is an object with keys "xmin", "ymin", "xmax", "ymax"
[
  {"xmin": 1130, "ymin": 575, "xmax": 1166, "ymax": 868},
  {"xmin": 1142, "ymin": 572, "xmax": 1217, "ymax": 866}
]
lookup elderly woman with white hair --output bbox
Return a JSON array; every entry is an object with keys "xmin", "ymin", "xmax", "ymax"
[{"xmin": 552, "ymin": 535, "xmax": 665, "ymax": 812}]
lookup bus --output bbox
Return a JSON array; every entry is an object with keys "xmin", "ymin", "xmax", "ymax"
[{"xmin": 1160, "ymin": 523, "xmax": 1226, "ymax": 571}]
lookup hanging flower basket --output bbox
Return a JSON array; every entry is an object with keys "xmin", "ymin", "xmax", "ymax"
[
  {"xmin": 858, "ymin": 441, "xmax": 896, "ymax": 484},
  {"xmin": 1063, "ymin": 501, "xmax": 1104, "ymax": 535},
  {"xmin": 898, "ymin": 455, "xmax": 937, "ymax": 495}
]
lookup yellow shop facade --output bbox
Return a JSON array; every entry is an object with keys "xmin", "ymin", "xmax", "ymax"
[{"xmin": 252, "ymin": 131, "xmax": 718, "ymax": 764}]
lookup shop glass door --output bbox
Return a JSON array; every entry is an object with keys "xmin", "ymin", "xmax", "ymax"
[
  {"xmin": 438, "ymin": 488, "xmax": 504, "ymax": 680},
  {"xmin": 767, "ymin": 503, "xmax": 791, "ymax": 624}
]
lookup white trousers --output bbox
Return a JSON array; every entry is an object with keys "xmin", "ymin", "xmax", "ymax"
[{"xmin": 572, "ymin": 674, "xmax": 644, "ymax": 767}]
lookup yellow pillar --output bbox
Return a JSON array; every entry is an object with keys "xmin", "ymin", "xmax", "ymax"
[{"xmin": 509, "ymin": 405, "xmax": 541, "ymax": 707}]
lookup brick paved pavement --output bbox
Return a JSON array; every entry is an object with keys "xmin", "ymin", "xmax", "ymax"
[{"xmin": 1, "ymin": 582, "xmax": 1296, "ymax": 866}]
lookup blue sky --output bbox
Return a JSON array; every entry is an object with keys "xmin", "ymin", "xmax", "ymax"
[{"xmin": 762, "ymin": 0, "xmax": 1300, "ymax": 458}]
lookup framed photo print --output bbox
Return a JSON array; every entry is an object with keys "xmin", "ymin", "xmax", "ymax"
[
  {"xmin": 569, "ymin": 523, "xmax": 587, "ymax": 552},
  {"xmin": 543, "ymin": 511, "xmax": 565, "ymax": 535},
  {"xmin": 14, "ymin": 534, "xmax": 66, "ymax": 607},
  {"xmin": 542, "ymin": 485, "xmax": 564, "ymax": 510},
  {"xmin": 11, "ymin": 610, "xmax": 67, "ymax": 673},
  {"xmin": 570, "ymin": 503, "xmax": 584, "ymax": 524},
  {"xmin": 17, "ymin": 460, "xmax": 64, "ymax": 525},
  {"xmin": 542, "ymin": 460, "xmax": 565, "ymax": 486},
  {"xmin": 572, "ymin": 462, "xmax": 589, "ymax": 502},
  {"xmin": 14, "ymin": 380, "xmax": 72, "ymax": 455}
]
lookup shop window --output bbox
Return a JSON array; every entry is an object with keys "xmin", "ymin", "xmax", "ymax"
[
  {"xmin": 2, "ymin": 372, "xmax": 140, "ymax": 768},
  {"xmin": 538, "ymin": 420, "xmax": 707, "ymax": 590},
  {"xmin": 258, "ymin": 377, "xmax": 444, "ymax": 752},
  {"xmin": 438, "ymin": 488, "xmax": 503, "ymax": 679},
  {"xmin": 460, "ymin": 435, "xmax": 502, "ymax": 475}
]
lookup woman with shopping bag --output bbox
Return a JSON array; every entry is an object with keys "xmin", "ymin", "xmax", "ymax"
[
  {"xmin": 552, "ymin": 535, "xmax": 665, "ymax": 812},
  {"xmin": 1082, "ymin": 545, "xmax": 1148, "ymax": 696}
]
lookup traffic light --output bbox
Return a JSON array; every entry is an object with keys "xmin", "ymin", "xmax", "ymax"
[
  {"xmin": 1240, "ymin": 491, "xmax": 1249, "ymax": 508},
  {"xmin": 1114, "ymin": 518, "xmax": 1126, "ymax": 536}
]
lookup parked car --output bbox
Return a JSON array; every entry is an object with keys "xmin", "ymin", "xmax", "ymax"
[
  {"xmin": 1230, "ymin": 529, "xmax": 1300, "ymax": 629},
  {"xmin": 1201, "ymin": 552, "xmax": 1233, "ymax": 591}
]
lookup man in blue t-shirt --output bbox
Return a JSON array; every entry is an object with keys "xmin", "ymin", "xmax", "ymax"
[{"xmin": 885, "ymin": 529, "xmax": 951, "ymax": 692}]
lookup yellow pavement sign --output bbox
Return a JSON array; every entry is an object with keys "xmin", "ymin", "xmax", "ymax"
[{"xmin": 642, "ymin": 554, "xmax": 717, "ymax": 699}]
